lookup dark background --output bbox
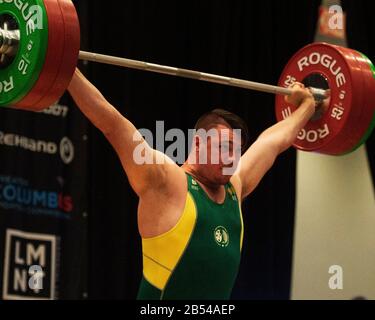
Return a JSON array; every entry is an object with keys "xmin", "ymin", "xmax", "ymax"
[{"xmin": 1, "ymin": 0, "xmax": 374, "ymax": 300}]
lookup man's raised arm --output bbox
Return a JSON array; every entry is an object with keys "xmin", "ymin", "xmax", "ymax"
[
  {"xmin": 235, "ymin": 83, "xmax": 316, "ymax": 200},
  {"xmin": 68, "ymin": 68, "xmax": 177, "ymax": 196}
]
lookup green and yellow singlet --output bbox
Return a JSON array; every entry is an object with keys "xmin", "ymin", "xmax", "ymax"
[{"xmin": 137, "ymin": 173, "xmax": 244, "ymax": 300}]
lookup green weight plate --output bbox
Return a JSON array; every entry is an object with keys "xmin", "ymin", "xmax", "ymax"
[{"xmin": 0, "ymin": 0, "xmax": 48, "ymax": 107}]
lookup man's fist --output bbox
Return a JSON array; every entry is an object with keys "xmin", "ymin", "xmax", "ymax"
[{"xmin": 285, "ymin": 82, "xmax": 315, "ymax": 107}]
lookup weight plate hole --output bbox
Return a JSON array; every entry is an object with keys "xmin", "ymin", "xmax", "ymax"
[
  {"xmin": 0, "ymin": 13, "xmax": 20, "ymax": 70},
  {"xmin": 302, "ymin": 73, "xmax": 331, "ymax": 122}
]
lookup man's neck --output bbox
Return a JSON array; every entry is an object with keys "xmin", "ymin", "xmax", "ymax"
[{"xmin": 182, "ymin": 164, "xmax": 222, "ymax": 192}]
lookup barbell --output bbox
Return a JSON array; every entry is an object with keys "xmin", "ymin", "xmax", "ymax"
[{"xmin": 0, "ymin": 0, "xmax": 374, "ymax": 156}]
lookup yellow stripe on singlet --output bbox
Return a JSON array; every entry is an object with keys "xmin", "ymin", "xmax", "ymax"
[
  {"xmin": 228, "ymin": 183, "xmax": 244, "ymax": 252},
  {"xmin": 239, "ymin": 205, "xmax": 244, "ymax": 251},
  {"xmin": 142, "ymin": 192, "xmax": 197, "ymax": 290}
]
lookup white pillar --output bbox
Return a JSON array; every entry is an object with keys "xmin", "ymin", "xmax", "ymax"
[{"xmin": 292, "ymin": 147, "xmax": 375, "ymax": 299}]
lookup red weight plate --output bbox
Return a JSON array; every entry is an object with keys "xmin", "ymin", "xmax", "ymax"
[
  {"xmin": 320, "ymin": 46, "xmax": 365, "ymax": 155},
  {"xmin": 347, "ymin": 50, "xmax": 375, "ymax": 152},
  {"xmin": 29, "ymin": 0, "xmax": 80, "ymax": 110},
  {"xmin": 275, "ymin": 42, "xmax": 365, "ymax": 155},
  {"xmin": 352, "ymin": 51, "xmax": 375, "ymax": 118},
  {"xmin": 321, "ymin": 46, "xmax": 375, "ymax": 154},
  {"xmin": 14, "ymin": 0, "xmax": 65, "ymax": 111}
]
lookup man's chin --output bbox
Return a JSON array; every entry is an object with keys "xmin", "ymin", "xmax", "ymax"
[{"xmin": 216, "ymin": 175, "xmax": 232, "ymax": 185}]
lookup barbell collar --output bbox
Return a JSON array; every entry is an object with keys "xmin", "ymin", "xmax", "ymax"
[{"xmin": 0, "ymin": 28, "xmax": 19, "ymax": 56}]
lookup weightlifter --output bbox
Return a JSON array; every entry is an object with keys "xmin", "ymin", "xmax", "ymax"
[{"xmin": 68, "ymin": 69, "xmax": 316, "ymax": 300}]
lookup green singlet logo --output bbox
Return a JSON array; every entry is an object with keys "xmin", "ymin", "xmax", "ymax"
[{"xmin": 214, "ymin": 226, "xmax": 229, "ymax": 247}]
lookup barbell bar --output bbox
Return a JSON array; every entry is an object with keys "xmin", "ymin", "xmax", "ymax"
[{"xmin": 78, "ymin": 51, "xmax": 327, "ymax": 100}]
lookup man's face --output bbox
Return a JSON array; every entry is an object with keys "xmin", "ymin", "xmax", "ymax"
[{"xmin": 196, "ymin": 124, "xmax": 242, "ymax": 185}]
